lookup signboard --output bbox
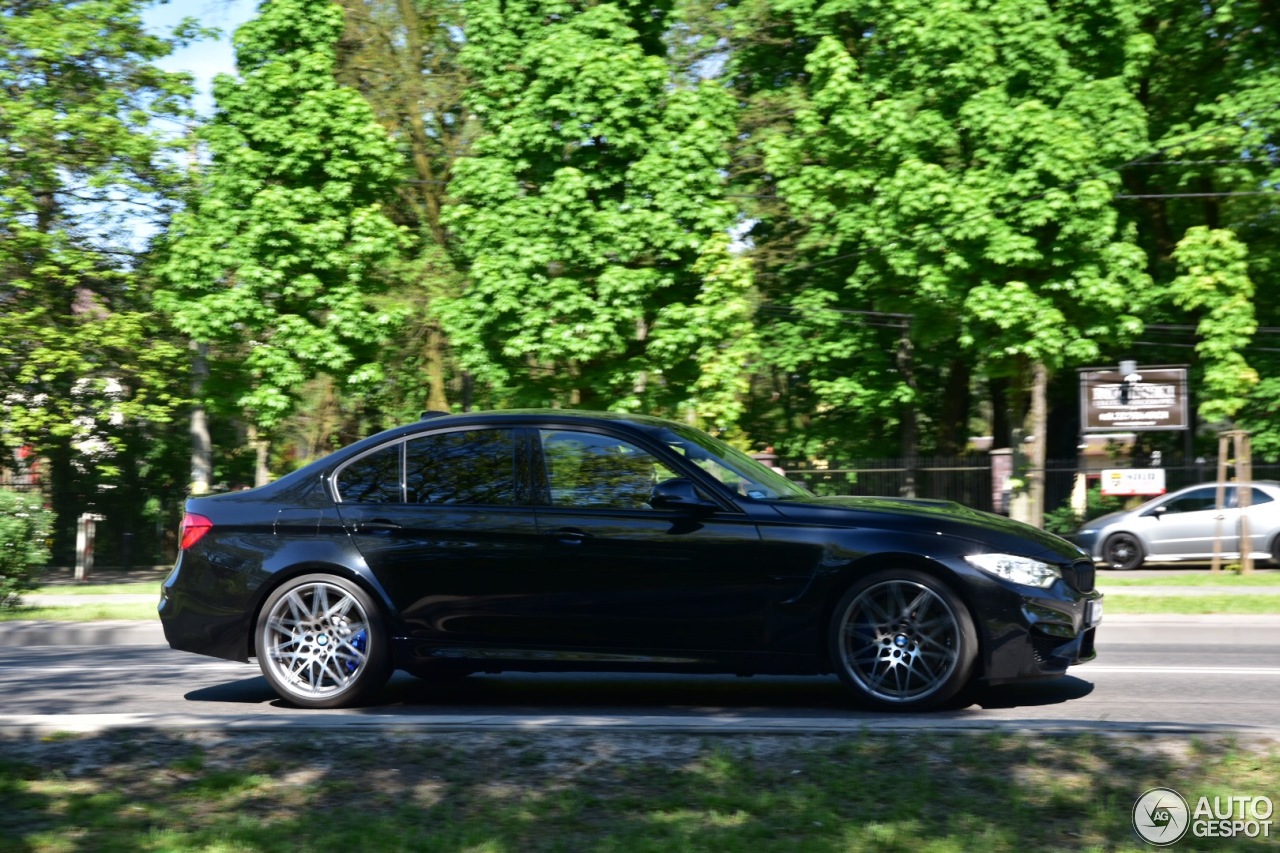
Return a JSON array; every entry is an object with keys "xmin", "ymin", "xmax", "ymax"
[
  {"xmin": 1079, "ymin": 366, "xmax": 1188, "ymax": 432},
  {"xmin": 1100, "ymin": 468, "xmax": 1167, "ymax": 497}
]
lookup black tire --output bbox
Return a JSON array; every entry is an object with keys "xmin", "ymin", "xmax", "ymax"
[
  {"xmin": 255, "ymin": 573, "xmax": 392, "ymax": 709},
  {"xmin": 828, "ymin": 569, "xmax": 977, "ymax": 712},
  {"xmin": 1102, "ymin": 533, "xmax": 1144, "ymax": 570}
]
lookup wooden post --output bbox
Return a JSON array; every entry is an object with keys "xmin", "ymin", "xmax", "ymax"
[{"xmin": 1211, "ymin": 430, "xmax": 1253, "ymax": 573}]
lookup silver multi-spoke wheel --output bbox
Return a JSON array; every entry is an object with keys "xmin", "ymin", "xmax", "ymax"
[
  {"xmin": 830, "ymin": 570, "xmax": 976, "ymax": 711},
  {"xmin": 256, "ymin": 574, "xmax": 390, "ymax": 708}
]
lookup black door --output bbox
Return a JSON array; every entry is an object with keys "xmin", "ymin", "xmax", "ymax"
[
  {"xmin": 522, "ymin": 428, "xmax": 794, "ymax": 653},
  {"xmin": 334, "ymin": 427, "xmax": 544, "ymax": 642}
]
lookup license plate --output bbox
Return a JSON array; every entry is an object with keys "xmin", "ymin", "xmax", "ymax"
[{"xmin": 1087, "ymin": 599, "xmax": 1103, "ymax": 626}]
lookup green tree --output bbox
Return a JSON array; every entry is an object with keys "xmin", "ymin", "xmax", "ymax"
[
  {"xmin": 440, "ymin": 0, "xmax": 756, "ymax": 427},
  {"xmin": 333, "ymin": 0, "xmax": 473, "ymax": 417},
  {"xmin": 1117, "ymin": 1, "xmax": 1276, "ymax": 455},
  {"xmin": 712, "ymin": 1, "xmax": 1154, "ymax": 518},
  {"xmin": 157, "ymin": 0, "xmax": 411, "ymax": 484},
  {"xmin": 1169, "ymin": 226, "xmax": 1258, "ymax": 425},
  {"xmin": 0, "ymin": 0, "xmax": 194, "ymax": 560}
]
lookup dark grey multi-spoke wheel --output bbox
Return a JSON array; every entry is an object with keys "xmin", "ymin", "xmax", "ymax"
[
  {"xmin": 255, "ymin": 574, "xmax": 391, "ymax": 708},
  {"xmin": 829, "ymin": 569, "xmax": 977, "ymax": 711},
  {"xmin": 1103, "ymin": 532, "xmax": 1144, "ymax": 570}
]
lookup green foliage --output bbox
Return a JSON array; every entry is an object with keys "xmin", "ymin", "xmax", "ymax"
[
  {"xmin": 0, "ymin": 0, "xmax": 193, "ymax": 457},
  {"xmin": 1043, "ymin": 484, "xmax": 1125, "ymax": 536},
  {"xmin": 157, "ymin": 0, "xmax": 411, "ymax": 436},
  {"xmin": 1169, "ymin": 227, "xmax": 1258, "ymax": 424},
  {"xmin": 716, "ymin": 0, "xmax": 1154, "ymax": 457},
  {"xmin": 441, "ymin": 0, "xmax": 756, "ymax": 427},
  {"xmin": 0, "ymin": 0, "xmax": 196, "ymax": 560},
  {"xmin": 1117, "ymin": 0, "xmax": 1278, "ymax": 447},
  {"xmin": 0, "ymin": 490, "xmax": 54, "ymax": 609}
]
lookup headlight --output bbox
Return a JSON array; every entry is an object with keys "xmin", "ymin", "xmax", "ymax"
[
  {"xmin": 965, "ymin": 553, "xmax": 1061, "ymax": 589},
  {"xmin": 1079, "ymin": 528, "xmax": 1096, "ymax": 535}
]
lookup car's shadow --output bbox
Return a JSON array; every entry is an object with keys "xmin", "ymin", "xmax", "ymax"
[{"xmin": 184, "ymin": 671, "xmax": 1094, "ymax": 714}]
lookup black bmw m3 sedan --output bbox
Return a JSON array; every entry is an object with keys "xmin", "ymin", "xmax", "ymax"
[{"xmin": 159, "ymin": 409, "xmax": 1102, "ymax": 711}]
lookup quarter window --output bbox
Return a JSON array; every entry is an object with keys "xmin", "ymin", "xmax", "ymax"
[
  {"xmin": 337, "ymin": 445, "xmax": 403, "ymax": 503},
  {"xmin": 1243, "ymin": 488, "xmax": 1274, "ymax": 507}
]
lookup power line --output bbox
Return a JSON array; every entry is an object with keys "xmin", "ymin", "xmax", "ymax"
[{"xmin": 1116, "ymin": 191, "xmax": 1280, "ymax": 199}]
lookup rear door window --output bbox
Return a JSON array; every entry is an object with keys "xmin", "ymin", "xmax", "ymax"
[{"xmin": 405, "ymin": 429, "xmax": 521, "ymax": 505}]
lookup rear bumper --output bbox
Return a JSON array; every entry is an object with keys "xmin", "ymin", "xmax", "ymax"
[{"xmin": 158, "ymin": 553, "xmax": 254, "ymax": 662}]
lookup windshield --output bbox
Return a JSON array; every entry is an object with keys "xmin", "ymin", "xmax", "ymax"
[{"xmin": 652, "ymin": 424, "xmax": 813, "ymax": 501}]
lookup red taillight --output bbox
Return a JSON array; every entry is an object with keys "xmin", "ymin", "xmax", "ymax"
[{"xmin": 179, "ymin": 513, "xmax": 214, "ymax": 550}]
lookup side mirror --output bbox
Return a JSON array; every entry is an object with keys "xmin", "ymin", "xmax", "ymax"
[
  {"xmin": 650, "ymin": 478, "xmax": 718, "ymax": 513},
  {"xmin": 1148, "ymin": 505, "xmax": 1168, "ymax": 518}
]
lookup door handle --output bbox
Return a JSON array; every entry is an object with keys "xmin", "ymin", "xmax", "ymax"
[
  {"xmin": 354, "ymin": 519, "xmax": 402, "ymax": 532},
  {"xmin": 545, "ymin": 528, "xmax": 590, "ymax": 545}
]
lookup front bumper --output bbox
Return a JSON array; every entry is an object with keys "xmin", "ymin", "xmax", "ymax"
[{"xmin": 967, "ymin": 561, "xmax": 1104, "ymax": 685}]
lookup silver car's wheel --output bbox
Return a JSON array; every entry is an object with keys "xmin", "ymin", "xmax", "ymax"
[
  {"xmin": 829, "ymin": 569, "xmax": 976, "ymax": 711},
  {"xmin": 256, "ymin": 574, "xmax": 391, "ymax": 708},
  {"xmin": 1103, "ymin": 533, "xmax": 1144, "ymax": 570}
]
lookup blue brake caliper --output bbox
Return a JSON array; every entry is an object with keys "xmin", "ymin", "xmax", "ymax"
[{"xmin": 345, "ymin": 630, "xmax": 367, "ymax": 674}]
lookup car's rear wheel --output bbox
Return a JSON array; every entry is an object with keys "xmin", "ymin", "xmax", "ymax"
[
  {"xmin": 828, "ymin": 569, "xmax": 977, "ymax": 711},
  {"xmin": 1103, "ymin": 533, "xmax": 1144, "ymax": 570},
  {"xmin": 256, "ymin": 573, "xmax": 391, "ymax": 709}
]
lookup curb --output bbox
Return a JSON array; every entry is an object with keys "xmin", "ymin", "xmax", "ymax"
[
  {"xmin": 1, "ymin": 620, "xmax": 165, "ymax": 647},
  {"xmin": 2, "ymin": 712, "xmax": 1279, "ymax": 738}
]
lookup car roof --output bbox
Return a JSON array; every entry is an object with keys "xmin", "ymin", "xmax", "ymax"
[
  {"xmin": 345, "ymin": 408, "xmax": 687, "ymax": 455},
  {"xmin": 1170, "ymin": 480, "xmax": 1280, "ymax": 490}
]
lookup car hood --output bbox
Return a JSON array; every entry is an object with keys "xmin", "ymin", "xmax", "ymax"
[{"xmin": 769, "ymin": 495, "xmax": 1086, "ymax": 562}]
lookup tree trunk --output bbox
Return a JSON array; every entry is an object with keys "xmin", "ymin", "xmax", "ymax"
[
  {"xmin": 897, "ymin": 331, "xmax": 918, "ymax": 497},
  {"xmin": 189, "ymin": 342, "xmax": 212, "ymax": 495},
  {"xmin": 937, "ymin": 357, "xmax": 972, "ymax": 454},
  {"xmin": 248, "ymin": 424, "xmax": 271, "ymax": 488},
  {"xmin": 1024, "ymin": 361, "xmax": 1049, "ymax": 528}
]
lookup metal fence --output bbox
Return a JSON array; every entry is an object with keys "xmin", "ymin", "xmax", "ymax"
[
  {"xmin": 783, "ymin": 457, "xmax": 1280, "ymax": 517},
  {"xmin": 785, "ymin": 457, "xmax": 998, "ymax": 511}
]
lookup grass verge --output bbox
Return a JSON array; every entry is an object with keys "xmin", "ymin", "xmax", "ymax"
[
  {"xmin": 0, "ymin": 604, "xmax": 158, "ymax": 622},
  {"xmin": 1099, "ymin": 573, "xmax": 1280, "ymax": 587},
  {"xmin": 29, "ymin": 582, "xmax": 162, "ymax": 596},
  {"xmin": 1, "ymin": 730, "xmax": 1275, "ymax": 852},
  {"xmin": 1099, "ymin": 595, "xmax": 1280, "ymax": 615}
]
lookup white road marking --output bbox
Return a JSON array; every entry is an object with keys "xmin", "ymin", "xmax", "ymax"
[{"xmin": 1087, "ymin": 665, "xmax": 1280, "ymax": 676}]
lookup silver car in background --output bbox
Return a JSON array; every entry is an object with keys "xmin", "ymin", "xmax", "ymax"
[{"xmin": 1074, "ymin": 481, "xmax": 1280, "ymax": 570}]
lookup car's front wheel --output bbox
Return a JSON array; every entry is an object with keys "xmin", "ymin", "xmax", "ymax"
[
  {"xmin": 255, "ymin": 573, "xmax": 392, "ymax": 709},
  {"xmin": 1103, "ymin": 533, "xmax": 1144, "ymax": 570},
  {"xmin": 828, "ymin": 569, "xmax": 977, "ymax": 711}
]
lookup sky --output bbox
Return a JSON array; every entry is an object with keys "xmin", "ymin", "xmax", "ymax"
[{"xmin": 143, "ymin": 0, "xmax": 260, "ymax": 114}]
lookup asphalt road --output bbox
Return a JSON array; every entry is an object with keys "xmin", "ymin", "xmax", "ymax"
[{"xmin": 3, "ymin": 630, "xmax": 1278, "ymax": 737}]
